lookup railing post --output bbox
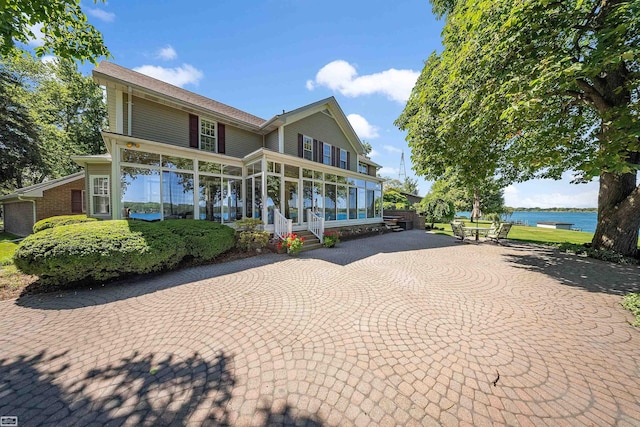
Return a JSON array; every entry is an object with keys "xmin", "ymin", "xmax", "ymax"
[{"xmin": 274, "ymin": 208, "xmax": 281, "ymax": 239}]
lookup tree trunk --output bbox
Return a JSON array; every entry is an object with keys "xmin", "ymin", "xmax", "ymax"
[{"xmin": 592, "ymin": 171, "xmax": 640, "ymax": 258}]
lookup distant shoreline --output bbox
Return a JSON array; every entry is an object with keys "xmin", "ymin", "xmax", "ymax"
[{"xmin": 505, "ymin": 207, "xmax": 597, "ymax": 213}]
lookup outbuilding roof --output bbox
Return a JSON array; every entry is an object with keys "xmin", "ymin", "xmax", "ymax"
[{"xmin": 0, "ymin": 172, "xmax": 84, "ymax": 201}]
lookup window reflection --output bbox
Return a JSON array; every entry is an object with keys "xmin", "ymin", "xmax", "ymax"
[
  {"xmin": 199, "ymin": 175, "xmax": 221, "ymax": 221},
  {"xmin": 163, "ymin": 171, "xmax": 194, "ymax": 219},
  {"xmin": 121, "ymin": 167, "xmax": 161, "ymax": 220}
]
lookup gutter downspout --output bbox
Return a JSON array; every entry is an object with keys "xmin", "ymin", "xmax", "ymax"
[
  {"xmin": 127, "ymin": 86, "xmax": 133, "ymax": 136},
  {"xmin": 17, "ymin": 195, "xmax": 37, "ymax": 230}
]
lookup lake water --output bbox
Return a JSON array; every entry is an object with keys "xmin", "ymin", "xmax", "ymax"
[{"xmin": 458, "ymin": 211, "xmax": 598, "ymax": 233}]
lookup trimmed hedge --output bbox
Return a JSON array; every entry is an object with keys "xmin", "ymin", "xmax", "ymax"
[
  {"xmin": 153, "ymin": 220, "xmax": 236, "ymax": 262},
  {"xmin": 14, "ymin": 220, "xmax": 236, "ymax": 285},
  {"xmin": 33, "ymin": 215, "xmax": 98, "ymax": 234}
]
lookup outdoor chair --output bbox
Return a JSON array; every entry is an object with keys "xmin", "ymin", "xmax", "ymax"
[
  {"xmin": 486, "ymin": 223, "xmax": 513, "ymax": 244},
  {"xmin": 450, "ymin": 222, "xmax": 473, "ymax": 242}
]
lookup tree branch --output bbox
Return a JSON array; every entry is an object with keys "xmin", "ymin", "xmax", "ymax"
[{"xmin": 575, "ymin": 78, "xmax": 611, "ymax": 112}]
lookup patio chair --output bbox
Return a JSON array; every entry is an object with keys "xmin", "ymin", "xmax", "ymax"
[
  {"xmin": 450, "ymin": 222, "xmax": 472, "ymax": 242},
  {"xmin": 486, "ymin": 223, "xmax": 513, "ymax": 244}
]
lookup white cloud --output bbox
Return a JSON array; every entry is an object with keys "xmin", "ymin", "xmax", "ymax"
[
  {"xmin": 133, "ymin": 64, "xmax": 203, "ymax": 87},
  {"xmin": 384, "ymin": 145, "xmax": 403, "ymax": 154},
  {"xmin": 307, "ymin": 60, "xmax": 419, "ymax": 103},
  {"xmin": 378, "ymin": 166, "xmax": 398, "ymax": 177},
  {"xmin": 347, "ymin": 113, "xmax": 379, "ymax": 139},
  {"xmin": 368, "ymin": 149, "xmax": 380, "ymax": 158},
  {"xmin": 504, "ymin": 184, "xmax": 598, "ymax": 208},
  {"xmin": 156, "ymin": 45, "xmax": 177, "ymax": 61},
  {"xmin": 40, "ymin": 55, "xmax": 57, "ymax": 64},
  {"xmin": 27, "ymin": 23, "xmax": 45, "ymax": 47},
  {"xmin": 86, "ymin": 8, "xmax": 116, "ymax": 22}
]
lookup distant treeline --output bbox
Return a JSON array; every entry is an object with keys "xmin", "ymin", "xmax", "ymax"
[{"xmin": 506, "ymin": 207, "xmax": 597, "ymax": 212}]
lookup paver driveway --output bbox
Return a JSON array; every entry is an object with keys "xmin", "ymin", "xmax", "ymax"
[{"xmin": 1, "ymin": 230, "xmax": 639, "ymax": 426}]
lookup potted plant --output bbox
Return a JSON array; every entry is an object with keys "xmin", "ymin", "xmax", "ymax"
[
  {"xmin": 323, "ymin": 230, "xmax": 341, "ymax": 248},
  {"xmin": 279, "ymin": 233, "xmax": 305, "ymax": 256}
]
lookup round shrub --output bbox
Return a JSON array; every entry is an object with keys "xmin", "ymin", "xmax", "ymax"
[
  {"xmin": 14, "ymin": 220, "xmax": 236, "ymax": 286},
  {"xmin": 236, "ymin": 231, "xmax": 270, "ymax": 251},
  {"xmin": 33, "ymin": 215, "xmax": 98, "ymax": 234}
]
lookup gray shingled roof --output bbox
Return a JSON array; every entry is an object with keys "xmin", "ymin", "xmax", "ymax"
[
  {"xmin": 0, "ymin": 172, "xmax": 85, "ymax": 200},
  {"xmin": 93, "ymin": 61, "xmax": 266, "ymax": 128}
]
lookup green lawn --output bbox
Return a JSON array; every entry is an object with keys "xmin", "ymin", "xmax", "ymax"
[
  {"xmin": 0, "ymin": 232, "xmax": 20, "ymax": 266},
  {"xmin": 432, "ymin": 221, "xmax": 594, "ymax": 245},
  {"xmin": 0, "ymin": 232, "xmax": 36, "ymax": 300}
]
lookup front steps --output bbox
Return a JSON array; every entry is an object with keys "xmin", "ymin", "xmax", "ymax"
[
  {"xmin": 384, "ymin": 222, "xmax": 404, "ymax": 232},
  {"xmin": 295, "ymin": 230, "xmax": 323, "ymax": 252}
]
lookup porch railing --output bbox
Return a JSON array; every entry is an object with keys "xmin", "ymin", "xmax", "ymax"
[
  {"xmin": 274, "ymin": 208, "xmax": 292, "ymax": 240},
  {"xmin": 307, "ymin": 209, "xmax": 324, "ymax": 244}
]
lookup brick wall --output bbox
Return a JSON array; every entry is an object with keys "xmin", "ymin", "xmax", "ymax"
[
  {"xmin": 35, "ymin": 178, "xmax": 86, "ymax": 221},
  {"xmin": 4, "ymin": 201, "xmax": 35, "ymax": 236}
]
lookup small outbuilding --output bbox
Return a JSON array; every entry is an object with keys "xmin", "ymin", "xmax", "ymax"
[{"xmin": 0, "ymin": 172, "xmax": 86, "ymax": 236}]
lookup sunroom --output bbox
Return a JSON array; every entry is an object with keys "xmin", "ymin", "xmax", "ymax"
[{"xmin": 74, "ymin": 134, "xmax": 384, "ymax": 237}]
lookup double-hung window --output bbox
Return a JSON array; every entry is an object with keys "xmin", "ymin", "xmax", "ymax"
[
  {"xmin": 339, "ymin": 149, "xmax": 347, "ymax": 169},
  {"xmin": 303, "ymin": 135, "xmax": 313, "ymax": 161},
  {"xmin": 200, "ymin": 119, "xmax": 216, "ymax": 152},
  {"xmin": 358, "ymin": 162, "xmax": 368, "ymax": 174},
  {"xmin": 323, "ymin": 143, "xmax": 332, "ymax": 165},
  {"xmin": 90, "ymin": 176, "xmax": 110, "ymax": 215}
]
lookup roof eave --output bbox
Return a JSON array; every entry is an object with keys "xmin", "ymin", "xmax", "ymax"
[{"xmin": 93, "ymin": 69, "xmax": 264, "ymax": 133}]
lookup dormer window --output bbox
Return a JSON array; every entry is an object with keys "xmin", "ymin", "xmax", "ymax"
[
  {"xmin": 200, "ymin": 119, "xmax": 217, "ymax": 152},
  {"xmin": 358, "ymin": 162, "xmax": 368, "ymax": 174}
]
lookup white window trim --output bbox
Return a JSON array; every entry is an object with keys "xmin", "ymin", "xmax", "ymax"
[
  {"xmin": 340, "ymin": 149, "xmax": 347, "ymax": 169},
  {"xmin": 323, "ymin": 143, "xmax": 332, "ymax": 165},
  {"xmin": 90, "ymin": 175, "xmax": 110, "ymax": 216},
  {"xmin": 358, "ymin": 161, "xmax": 368, "ymax": 174},
  {"xmin": 199, "ymin": 117, "xmax": 217, "ymax": 153},
  {"xmin": 303, "ymin": 135, "xmax": 313, "ymax": 161}
]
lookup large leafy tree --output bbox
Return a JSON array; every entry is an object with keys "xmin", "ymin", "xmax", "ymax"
[
  {"xmin": 426, "ymin": 169, "xmax": 505, "ymax": 214},
  {"xmin": 0, "ymin": 56, "xmax": 106, "ymax": 190},
  {"xmin": 0, "ymin": 67, "xmax": 42, "ymax": 192},
  {"xmin": 0, "ymin": 0, "xmax": 110, "ymax": 63},
  {"xmin": 397, "ymin": 0, "xmax": 640, "ymax": 256},
  {"xmin": 383, "ymin": 177, "xmax": 420, "ymax": 195},
  {"xmin": 30, "ymin": 58, "xmax": 107, "ymax": 177}
]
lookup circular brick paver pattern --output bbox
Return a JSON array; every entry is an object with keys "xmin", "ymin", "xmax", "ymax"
[{"xmin": 1, "ymin": 230, "xmax": 639, "ymax": 426}]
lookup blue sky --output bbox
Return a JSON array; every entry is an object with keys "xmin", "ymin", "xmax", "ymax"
[{"xmin": 40, "ymin": 0, "xmax": 598, "ymax": 207}]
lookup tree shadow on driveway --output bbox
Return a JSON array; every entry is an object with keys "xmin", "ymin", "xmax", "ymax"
[
  {"xmin": 502, "ymin": 243, "xmax": 640, "ymax": 296},
  {"xmin": 0, "ymin": 349, "xmax": 235, "ymax": 426},
  {"xmin": 307, "ymin": 229, "xmax": 460, "ymax": 267},
  {"xmin": 14, "ymin": 230, "xmax": 459, "ymax": 310},
  {"xmin": 0, "ymin": 349, "xmax": 322, "ymax": 426}
]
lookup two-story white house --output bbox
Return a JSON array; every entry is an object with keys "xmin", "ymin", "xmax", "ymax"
[{"xmin": 72, "ymin": 62, "xmax": 383, "ymax": 236}]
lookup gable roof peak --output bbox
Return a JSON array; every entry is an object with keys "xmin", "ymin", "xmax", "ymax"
[{"xmin": 93, "ymin": 61, "xmax": 266, "ymax": 128}]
